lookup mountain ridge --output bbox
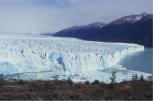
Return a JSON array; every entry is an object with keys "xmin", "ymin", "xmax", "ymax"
[{"xmin": 52, "ymin": 13, "xmax": 152, "ymax": 47}]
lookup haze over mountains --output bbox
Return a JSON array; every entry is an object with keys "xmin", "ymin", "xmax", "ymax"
[{"xmin": 52, "ymin": 13, "xmax": 152, "ymax": 47}]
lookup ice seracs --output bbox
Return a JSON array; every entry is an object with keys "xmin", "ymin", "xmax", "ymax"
[{"xmin": 0, "ymin": 35, "xmax": 151, "ymax": 82}]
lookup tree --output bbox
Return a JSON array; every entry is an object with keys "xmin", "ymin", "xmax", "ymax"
[
  {"xmin": 132, "ymin": 74, "xmax": 138, "ymax": 82},
  {"xmin": 109, "ymin": 71, "xmax": 117, "ymax": 88},
  {"xmin": 110, "ymin": 71, "xmax": 117, "ymax": 84}
]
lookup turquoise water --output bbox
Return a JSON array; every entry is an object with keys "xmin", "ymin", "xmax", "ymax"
[{"xmin": 119, "ymin": 48, "xmax": 153, "ymax": 74}]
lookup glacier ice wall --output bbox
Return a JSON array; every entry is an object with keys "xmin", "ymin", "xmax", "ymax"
[{"xmin": 0, "ymin": 36, "xmax": 144, "ymax": 75}]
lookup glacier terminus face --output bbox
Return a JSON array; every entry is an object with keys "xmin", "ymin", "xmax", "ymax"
[{"xmin": 0, "ymin": 35, "xmax": 151, "ymax": 83}]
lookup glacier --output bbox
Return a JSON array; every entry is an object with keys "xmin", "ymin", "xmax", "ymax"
[{"xmin": 0, "ymin": 35, "xmax": 151, "ymax": 83}]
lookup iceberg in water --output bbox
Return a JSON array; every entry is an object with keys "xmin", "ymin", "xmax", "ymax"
[{"xmin": 0, "ymin": 35, "xmax": 151, "ymax": 83}]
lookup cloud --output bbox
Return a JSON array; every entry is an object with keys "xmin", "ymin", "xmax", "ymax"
[{"xmin": 0, "ymin": 0, "xmax": 152, "ymax": 34}]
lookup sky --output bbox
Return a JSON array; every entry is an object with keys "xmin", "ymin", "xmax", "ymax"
[{"xmin": 0, "ymin": 0, "xmax": 152, "ymax": 34}]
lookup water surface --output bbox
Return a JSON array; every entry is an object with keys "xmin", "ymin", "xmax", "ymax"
[{"xmin": 119, "ymin": 48, "xmax": 152, "ymax": 74}]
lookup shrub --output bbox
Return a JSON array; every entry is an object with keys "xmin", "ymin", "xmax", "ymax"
[
  {"xmin": 76, "ymin": 84, "xmax": 82, "ymax": 89},
  {"xmin": 0, "ymin": 74, "xmax": 4, "ymax": 80},
  {"xmin": 122, "ymin": 79, "xmax": 128, "ymax": 83},
  {"xmin": 0, "ymin": 74, "xmax": 4, "ymax": 87},
  {"xmin": 44, "ymin": 81, "xmax": 56, "ymax": 91},
  {"xmin": 28, "ymin": 81, "xmax": 42, "ymax": 91},
  {"xmin": 85, "ymin": 81, "xmax": 90, "ymax": 85},
  {"xmin": 13, "ymin": 79, "xmax": 17, "ymax": 82},
  {"xmin": 18, "ymin": 79, "xmax": 25, "ymax": 85},
  {"xmin": 92, "ymin": 80, "xmax": 100, "ymax": 85},
  {"xmin": 0, "ymin": 78, "xmax": 3, "ymax": 87},
  {"xmin": 67, "ymin": 79, "xmax": 73, "ymax": 85},
  {"xmin": 139, "ymin": 75, "xmax": 145, "ymax": 82},
  {"xmin": 99, "ymin": 81, "xmax": 106, "ymax": 87}
]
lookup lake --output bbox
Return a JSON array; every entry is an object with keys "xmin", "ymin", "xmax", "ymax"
[{"xmin": 119, "ymin": 48, "xmax": 153, "ymax": 74}]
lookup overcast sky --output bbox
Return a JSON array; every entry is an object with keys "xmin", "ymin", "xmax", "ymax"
[{"xmin": 0, "ymin": 0, "xmax": 152, "ymax": 34}]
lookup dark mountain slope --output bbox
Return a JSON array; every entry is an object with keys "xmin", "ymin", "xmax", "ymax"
[
  {"xmin": 53, "ymin": 22, "xmax": 105, "ymax": 39},
  {"xmin": 53, "ymin": 13, "xmax": 153, "ymax": 47}
]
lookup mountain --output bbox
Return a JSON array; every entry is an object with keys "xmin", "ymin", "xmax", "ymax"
[
  {"xmin": 52, "ymin": 22, "xmax": 106, "ymax": 39},
  {"xmin": 53, "ymin": 13, "xmax": 153, "ymax": 47}
]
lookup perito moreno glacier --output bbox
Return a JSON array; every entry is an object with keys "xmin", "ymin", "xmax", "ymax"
[{"xmin": 0, "ymin": 35, "xmax": 151, "ymax": 83}]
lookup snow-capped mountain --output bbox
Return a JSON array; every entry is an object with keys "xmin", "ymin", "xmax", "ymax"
[
  {"xmin": 109, "ymin": 12, "xmax": 147, "ymax": 25},
  {"xmin": 53, "ymin": 13, "xmax": 152, "ymax": 47},
  {"xmin": 0, "ymin": 35, "xmax": 151, "ymax": 83}
]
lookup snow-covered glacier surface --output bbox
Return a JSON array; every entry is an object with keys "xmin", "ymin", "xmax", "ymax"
[{"xmin": 0, "ymin": 35, "xmax": 151, "ymax": 83}]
